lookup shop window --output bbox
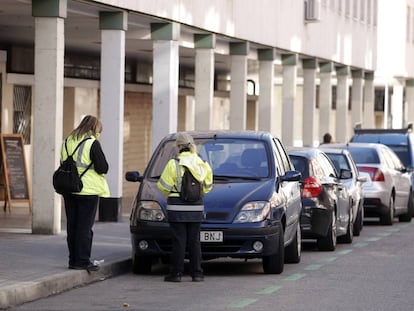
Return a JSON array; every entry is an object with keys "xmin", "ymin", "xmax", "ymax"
[{"xmin": 13, "ymin": 85, "xmax": 31, "ymax": 144}]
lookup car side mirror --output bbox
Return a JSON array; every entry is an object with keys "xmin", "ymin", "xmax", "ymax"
[
  {"xmin": 125, "ymin": 171, "xmax": 143, "ymax": 182},
  {"xmin": 340, "ymin": 169, "xmax": 352, "ymax": 179},
  {"xmin": 281, "ymin": 170, "xmax": 301, "ymax": 182}
]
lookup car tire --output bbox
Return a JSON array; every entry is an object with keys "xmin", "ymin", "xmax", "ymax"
[
  {"xmin": 338, "ymin": 204, "xmax": 353, "ymax": 244},
  {"xmin": 132, "ymin": 253, "xmax": 153, "ymax": 274},
  {"xmin": 317, "ymin": 209, "xmax": 337, "ymax": 251},
  {"xmin": 262, "ymin": 225, "xmax": 284, "ymax": 274},
  {"xmin": 285, "ymin": 221, "xmax": 301, "ymax": 264},
  {"xmin": 353, "ymin": 203, "xmax": 363, "ymax": 236},
  {"xmin": 399, "ymin": 190, "xmax": 413, "ymax": 222},
  {"xmin": 380, "ymin": 195, "xmax": 394, "ymax": 226}
]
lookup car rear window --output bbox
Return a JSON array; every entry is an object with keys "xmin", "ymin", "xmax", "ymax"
[
  {"xmin": 347, "ymin": 147, "xmax": 379, "ymax": 164},
  {"xmin": 289, "ymin": 155, "xmax": 309, "ymax": 179}
]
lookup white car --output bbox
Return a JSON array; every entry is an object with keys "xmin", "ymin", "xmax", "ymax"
[{"xmin": 327, "ymin": 143, "xmax": 413, "ymax": 225}]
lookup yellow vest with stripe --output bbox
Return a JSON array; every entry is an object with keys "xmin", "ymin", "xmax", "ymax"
[{"xmin": 61, "ymin": 135, "xmax": 110, "ymax": 197}]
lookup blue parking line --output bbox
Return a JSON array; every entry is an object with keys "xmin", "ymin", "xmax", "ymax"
[
  {"xmin": 376, "ymin": 232, "xmax": 392, "ymax": 237},
  {"xmin": 364, "ymin": 237, "xmax": 382, "ymax": 242},
  {"xmin": 320, "ymin": 256, "xmax": 337, "ymax": 263},
  {"xmin": 228, "ymin": 298, "xmax": 258, "ymax": 308},
  {"xmin": 353, "ymin": 242, "xmax": 368, "ymax": 247}
]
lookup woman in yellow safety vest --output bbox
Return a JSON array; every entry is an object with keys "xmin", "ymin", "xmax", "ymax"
[
  {"xmin": 157, "ymin": 132, "xmax": 213, "ymax": 282},
  {"xmin": 60, "ymin": 115, "xmax": 109, "ymax": 272}
]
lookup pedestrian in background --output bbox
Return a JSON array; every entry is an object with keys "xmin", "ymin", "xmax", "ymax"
[
  {"xmin": 321, "ymin": 132, "xmax": 334, "ymax": 144},
  {"xmin": 157, "ymin": 132, "xmax": 213, "ymax": 282},
  {"xmin": 60, "ymin": 115, "xmax": 110, "ymax": 272}
]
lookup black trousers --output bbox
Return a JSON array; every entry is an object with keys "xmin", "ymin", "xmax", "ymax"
[
  {"xmin": 63, "ymin": 194, "xmax": 99, "ymax": 267},
  {"xmin": 169, "ymin": 222, "xmax": 203, "ymax": 276}
]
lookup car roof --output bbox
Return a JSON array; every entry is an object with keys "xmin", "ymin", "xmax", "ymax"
[
  {"xmin": 318, "ymin": 147, "xmax": 349, "ymax": 155},
  {"xmin": 286, "ymin": 146, "xmax": 324, "ymax": 158},
  {"xmin": 161, "ymin": 130, "xmax": 275, "ymax": 141},
  {"xmin": 323, "ymin": 142, "xmax": 386, "ymax": 150}
]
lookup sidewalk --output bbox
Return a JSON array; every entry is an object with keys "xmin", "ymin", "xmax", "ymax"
[{"xmin": 0, "ymin": 205, "xmax": 132, "ymax": 309}]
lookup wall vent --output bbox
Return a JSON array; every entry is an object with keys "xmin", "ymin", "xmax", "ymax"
[{"xmin": 305, "ymin": 0, "xmax": 321, "ymax": 22}]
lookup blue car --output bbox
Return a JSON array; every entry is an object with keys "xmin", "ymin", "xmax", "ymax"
[{"xmin": 125, "ymin": 131, "xmax": 302, "ymax": 274}]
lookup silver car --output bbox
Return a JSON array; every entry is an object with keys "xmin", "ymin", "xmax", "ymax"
[
  {"xmin": 319, "ymin": 147, "xmax": 367, "ymax": 236},
  {"xmin": 328, "ymin": 143, "xmax": 413, "ymax": 225}
]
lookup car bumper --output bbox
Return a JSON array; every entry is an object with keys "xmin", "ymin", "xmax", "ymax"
[
  {"xmin": 300, "ymin": 206, "xmax": 332, "ymax": 238},
  {"xmin": 130, "ymin": 220, "xmax": 283, "ymax": 260},
  {"xmin": 362, "ymin": 187, "xmax": 390, "ymax": 216}
]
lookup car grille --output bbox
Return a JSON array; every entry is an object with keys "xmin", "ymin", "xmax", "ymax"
[{"xmin": 158, "ymin": 239, "xmax": 245, "ymax": 253}]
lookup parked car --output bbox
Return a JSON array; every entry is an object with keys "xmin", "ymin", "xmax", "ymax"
[
  {"xmin": 327, "ymin": 142, "xmax": 413, "ymax": 225},
  {"xmin": 319, "ymin": 147, "xmax": 367, "ymax": 236},
  {"xmin": 126, "ymin": 131, "xmax": 302, "ymax": 275},
  {"xmin": 287, "ymin": 147, "xmax": 353, "ymax": 251},
  {"xmin": 350, "ymin": 125, "xmax": 414, "ymax": 198}
]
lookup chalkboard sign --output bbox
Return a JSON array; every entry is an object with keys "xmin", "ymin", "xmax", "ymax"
[{"xmin": 0, "ymin": 134, "xmax": 31, "ymax": 211}]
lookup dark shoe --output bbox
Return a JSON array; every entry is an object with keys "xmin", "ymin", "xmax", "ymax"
[
  {"xmin": 68, "ymin": 263, "xmax": 99, "ymax": 272},
  {"xmin": 192, "ymin": 275, "xmax": 204, "ymax": 282},
  {"xmin": 164, "ymin": 274, "xmax": 182, "ymax": 282}
]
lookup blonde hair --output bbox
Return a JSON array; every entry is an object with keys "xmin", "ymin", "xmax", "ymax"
[{"xmin": 70, "ymin": 115, "xmax": 102, "ymax": 139}]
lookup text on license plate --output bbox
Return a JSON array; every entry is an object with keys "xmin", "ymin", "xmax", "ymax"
[{"xmin": 200, "ymin": 231, "xmax": 223, "ymax": 242}]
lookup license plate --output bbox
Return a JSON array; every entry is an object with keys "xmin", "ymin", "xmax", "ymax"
[{"xmin": 200, "ymin": 231, "xmax": 223, "ymax": 242}]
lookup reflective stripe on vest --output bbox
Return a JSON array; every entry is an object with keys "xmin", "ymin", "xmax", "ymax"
[{"xmin": 167, "ymin": 204, "xmax": 204, "ymax": 211}]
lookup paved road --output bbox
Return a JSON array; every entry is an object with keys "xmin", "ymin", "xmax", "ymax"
[{"xmin": 9, "ymin": 219, "xmax": 414, "ymax": 311}]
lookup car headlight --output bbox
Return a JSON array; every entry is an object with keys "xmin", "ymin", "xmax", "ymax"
[
  {"xmin": 234, "ymin": 201, "xmax": 270, "ymax": 223},
  {"xmin": 137, "ymin": 201, "xmax": 165, "ymax": 221}
]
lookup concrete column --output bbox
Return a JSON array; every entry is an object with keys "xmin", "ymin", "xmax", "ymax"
[
  {"xmin": 282, "ymin": 54, "xmax": 298, "ymax": 146},
  {"xmin": 351, "ymin": 69, "xmax": 364, "ymax": 129},
  {"xmin": 319, "ymin": 62, "xmax": 334, "ymax": 143},
  {"xmin": 392, "ymin": 80, "xmax": 404, "ymax": 128},
  {"xmin": 363, "ymin": 72, "xmax": 375, "ymax": 128},
  {"xmin": 194, "ymin": 34, "xmax": 215, "ymax": 130},
  {"xmin": 406, "ymin": 79, "xmax": 414, "ymax": 126},
  {"xmin": 99, "ymin": 11, "xmax": 127, "ymax": 220},
  {"xmin": 258, "ymin": 48, "xmax": 276, "ymax": 134},
  {"xmin": 32, "ymin": 0, "xmax": 66, "ymax": 234},
  {"xmin": 302, "ymin": 59, "xmax": 318, "ymax": 147},
  {"xmin": 151, "ymin": 23, "xmax": 180, "ymax": 150},
  {"xmin": 229, "ymin": 42, "xmax": 248, "ymax": 130},
  {"xmin": 336, "ymin": 66, "xmax": 350, "ymax": 143}
]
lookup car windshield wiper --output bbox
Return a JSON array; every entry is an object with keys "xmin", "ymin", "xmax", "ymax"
[{"xmin": 214, "ymin": 175, "xmax": 262, "ymax": 181}]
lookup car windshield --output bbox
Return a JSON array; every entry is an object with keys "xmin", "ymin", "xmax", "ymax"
[
  {"xmin": 347, "ymin": 147, "xmax": 379, "ymax": 164},
  {"xmin": 147, "ymin": 138, "xmax": 270, "ymax": 179}
]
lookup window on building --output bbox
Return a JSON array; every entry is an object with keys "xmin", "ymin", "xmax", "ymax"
[
  {"xmin": 360, "ymin": 0, "xmax": 365, "ymax": 22},
  {"xmin": 338, "ymin": 0, "xmax": 342, "ymax": 14},
  {"xmin": 345, "ymin": 0, "xmax": 351, "ymax": 17},
  {"xmin": 407, "ymin": 6, "xmax": 411, "ymax": 43},
  {"xmin": 367, "ymin": 0, "xmax": 372, "ymax": 25},
  {"xmin": 13, "ymin": 85, "xmax": 31, "ymax": 144},
  {"xmin": 353, "ymin": 0, "xmax": 359, "ymax": 19},
  {"xmin": 330, "ymin": 0, "xmax": 335, "ymax": 11}
]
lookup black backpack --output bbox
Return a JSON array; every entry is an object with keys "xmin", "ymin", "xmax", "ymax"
[
  {"xmin": 53, "ymin": 137, "xmax": 92, "ymax": 195},
  {"xmin": 176, "ymin": 161, "xmax": 203, "ymax": 202}
]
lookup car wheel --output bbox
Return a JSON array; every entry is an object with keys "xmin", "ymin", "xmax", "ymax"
[
  {"xmin": 285, "ymin": 221, "xmax": 301, "ymax": 264},
  {"xmin": 338, "ymin": 204, "xmax": 353, "ymax": 244},
  {"xmin": 317, "ymin": 208, "xmax": 337, "ymax": 251},
  {"xmin": 132, "ymin": 253, "xmax": 153, "ymax": 274},
  {"xmin": 399, "ymin": 190, "xmax": 413, "ymax": 222},
  {"xmin": 262, "ymin": 225, "xmax": 284, "ymax": 274},
  {"xmin": 380, "ymin": 195, "xmax": 394, "ymax": 226},
  {"xmin": 353, "ymin": 203, "xmax": 363, "ymax": 236}
]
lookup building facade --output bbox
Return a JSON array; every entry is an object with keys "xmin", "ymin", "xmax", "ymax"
[{"xmin": 0, "ymin": 0, "xmax": 381, "ymax": 233}]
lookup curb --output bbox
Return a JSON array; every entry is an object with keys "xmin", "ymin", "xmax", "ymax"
[{"xmin": 0, "ymin": 257, "xmax": 132, "ymax": 310}]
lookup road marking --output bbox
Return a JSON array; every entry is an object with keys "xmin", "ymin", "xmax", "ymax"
[
  {"xmin": 304, "ymin": 264, "xmax": 323, "ymax": 271},
  {"xmin": 228, "ymin": 298, "xmax": 257, "ymax": 308},
  {"xmin": 387, "ymin": 228, "xmax": 400, "ymax": 232},
  {"xmin": 283, "ymin": 273, "xmax": 306, "ymax": 281},
  {"xmin": 353, "ymin": 242, "xmax": 368, "ymax": 247},
  {"xmin": 337, "ymin": 249, "xmax": 352, "ymax": 255},
  {"xmin": 320, "ymin": 256, "xmax": 337, "ymax": 263},
  {"xmin": 256, "ymin": 285, "xmax": 283, "ymax": 294},
  {"xmin": 376, "ymin": 232, "xmax": 392, "ymax": 237},
  {"xmin": 364, "ymin": 237, "xmax": 381, "ymax": 241}
]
